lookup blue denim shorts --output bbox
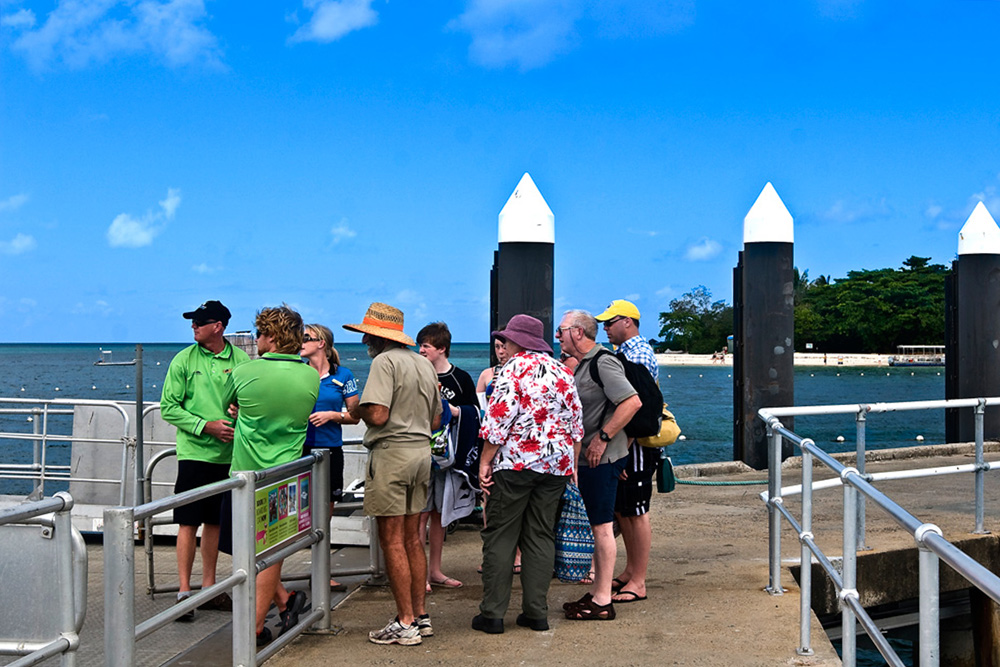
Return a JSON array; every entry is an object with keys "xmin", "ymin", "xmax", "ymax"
[{"xmin": 577, "ymin": 457, "xmax": 627, "ymax": 526}]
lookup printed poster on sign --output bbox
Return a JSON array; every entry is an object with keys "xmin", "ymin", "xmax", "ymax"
[{"xmin": 254, "ymin": 471, "xmax": 311, "ymax": 556}]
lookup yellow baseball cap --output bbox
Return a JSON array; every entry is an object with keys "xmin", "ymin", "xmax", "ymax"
[{"xmin": 595, "ymin": 299, "xmax": 640, "ymax": 321}]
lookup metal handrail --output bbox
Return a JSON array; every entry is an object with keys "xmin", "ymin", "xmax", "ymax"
[
  {"xmin": 0, "ymin": 492, "xmax": 86, "ymax": 667},
  {"xmin": 758, "ymin": 397, "xmax": 1000, "ymax": 667},
  {"xmin": 104, "ymin": 452, "xmax": 332, "ymax": 667}
]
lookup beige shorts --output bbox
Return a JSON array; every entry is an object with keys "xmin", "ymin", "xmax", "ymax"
[{"xmin": 363, "ymin": 444, "xmax": 431, "ymax": 517}]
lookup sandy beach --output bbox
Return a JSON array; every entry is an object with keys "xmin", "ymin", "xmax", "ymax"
[{"xmin": 657, "ymin": 351, "xmax": 893, "ymax": 367}]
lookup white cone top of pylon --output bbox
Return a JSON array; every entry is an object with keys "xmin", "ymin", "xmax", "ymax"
[
  {"xmin": 743, "ymin": 182, "xmax": 794, "ymax": 245},
  {"xmin": 958, "ymin": 202, "xmax": 1000, "ymax": 255},
  {"xmin": 498, "ymin": 173, "xmax": 555, "ymax": 244}
]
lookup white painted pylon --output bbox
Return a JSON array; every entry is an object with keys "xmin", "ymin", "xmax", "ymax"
[
  {"xmin": 498, "ymin": 173, "xmax": 554, "ymax": 244},
  {"xmin": 958, "ymin": 201, "xmax": 1000, "ymax": 255},
  {"xmin": 743, "ymin": 182, "xmax": 793, "ymax": 245}
]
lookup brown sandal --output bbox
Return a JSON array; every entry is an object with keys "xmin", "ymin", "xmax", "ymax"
[{"xmin": 564, "ymin": 597, "xmax": 615, "ymax": 621}]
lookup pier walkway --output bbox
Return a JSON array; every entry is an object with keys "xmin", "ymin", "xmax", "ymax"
[{"xmin": 17, "ymin": 445, "xmax": 1000, "ymax": 666}]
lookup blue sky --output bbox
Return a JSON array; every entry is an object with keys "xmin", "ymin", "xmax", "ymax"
[{"xmin": 3, "ymin": 0, "xmax": 1000, "ymax": 343}]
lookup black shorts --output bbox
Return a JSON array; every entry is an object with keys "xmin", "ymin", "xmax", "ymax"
[
  {"xmin": 173, "ymin": 460, "xmax": 230, "ymax": 526},
  {"xmin": 614, "ymin": 444, "xmax": 658, "ymax": 517},
  {"xmin": 305, "ymin": 445, "xmax": 345, "ymax": 503}
]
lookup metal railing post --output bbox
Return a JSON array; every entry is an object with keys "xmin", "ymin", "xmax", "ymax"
[
  {"xmin": 231, "ymin": 472, "xmax": 257, "ymax": 667},
  {"xmin": 54, "ymin": 492, "xmax": 80, "ymax": 666},
  {"xmin": 855, "ymin": 409, "xmax": 867, "ymax": 549},
  {"xmin": 797, "ymin": 448, "xmax": 814, "ymax": 656},
  {"xmin": 975, "ymin": 400, "xmax": 987, "ymax": 534},
  {"xmin": 104, "ymin": 506, "xmax": 136, "ymax": 667},
  {"xmin": 311, "ymin": 451, "xmax": 331, "ymax": 631},
  {"xmin": 841, "ymin": 469, "xmax": 859, "ymax": 667},
  {"xmin": 134, "ymin": 344, "xmax": 145, "ymax": 508},
  {"xmin": 767, "ymin": 424, "xmax": 784, "ymax": 595},
  {"xmin": 917, "ymin": 524, "xmax": 942, "ymax": 667},
  {"xmin": 29, "ymin": 408, "xmax": 42, "ymax": 500}
]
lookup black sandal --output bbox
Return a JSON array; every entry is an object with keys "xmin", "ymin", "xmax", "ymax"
[
  {"xmin": 564, "ymin": 597, "xmax": 616, "ymax": 621},
  {"xmin": 562, "ymin": 592, "xmax": 592, "ymax": 612}
]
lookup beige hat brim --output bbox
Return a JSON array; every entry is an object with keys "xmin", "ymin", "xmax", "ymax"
[{"xmin": 343, "ymin": 323, "xmax": 415, "ymax": 347}]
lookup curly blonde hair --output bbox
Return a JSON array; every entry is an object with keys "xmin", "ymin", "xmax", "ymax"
[{"xmin": 255, "ymin": 304, "xmax": 304, "ymax": 354}]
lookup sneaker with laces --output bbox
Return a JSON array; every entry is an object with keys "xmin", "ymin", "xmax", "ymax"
[
  {"xmin": 368, "ymin": 617, "xmax": 422, "ymax": 645},
  {"xmin": 174, "ymin": 595, "xmax": 195, "ymax": 622},
  {"xmin": 416, "ymin": 614, "xmax": 433, "ymax": 637},
  {"xmin": 198, "ymin": 592, "xmax": 233, "ymax": 611}
]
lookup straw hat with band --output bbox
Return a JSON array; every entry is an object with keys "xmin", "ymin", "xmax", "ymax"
[
  {"xmin": 492, "ymin": 314, "xmax": 552, "ymax": 354},
  {"xmin": 343, "ymin": 302, "xmax": 415, "ymax": 346}
]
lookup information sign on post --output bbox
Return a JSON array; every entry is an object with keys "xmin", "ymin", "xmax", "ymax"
[{"xmin": 254, "ymin": 471, "xmax": 311, "ymax": 556}]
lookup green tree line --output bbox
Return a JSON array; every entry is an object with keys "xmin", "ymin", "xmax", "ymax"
[{"xmin": 655, "ymin": 256, "xmax": 949, "ymax": 354}]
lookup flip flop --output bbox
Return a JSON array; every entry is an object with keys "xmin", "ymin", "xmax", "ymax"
[
  {"xmin": 611, "ymin": 577, "xmax": 628, "ymax": 593},
  {"xmin": 430, "ymin": 576, "xmax": 463, "ymax": 589},
  {"xmin": 612, "ymin": 590, "xmax": 647, "ymax": 603}
]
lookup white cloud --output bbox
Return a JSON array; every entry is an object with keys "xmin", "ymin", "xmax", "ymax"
[
  {"xmin": 0, "ymin": 233, "xmax": 37, "ymax": 254},
  {"xmin": 684, "ymin": 238, "xmax": 722, "ymax": 261},
  {"xmin": 449, "ymin": 0, "xmax": 694, "ymax": 70},
  {"xmin": 655, "ymin": 286, "xmax": 676, "ymax": 298},
  {"xmin": 820, "ymin": 197, "xmax": 891, "ymax": 224},
  {"xmin": 159, "ymin": 187, "xmax": 181, "ymax": 218},
  {"xmin": 106, "ymin": 187, "xmax": 180, "ymax": 248},
  {"xmin": 71, "ymin": 300, "xmax": 114, "ymax": 316},
  {"xmin": 1, "ymin": 8, "xmax": 35, "ymax": 29},
  {"xmin": 627, "ymin": 227, "xmax": 659, "ymax": 237},
  {"xmin": 192, "ymin": 262, "xmax": 216, "ymax": 274},
  {"xmin": 0, "ymin": 193, "xmax": 29, "ymax": 212},
  {"xmin": 289, "ymin": 0, "xmax": 378, "ymax": 44},
  {"xmin": 624, "ymin": 293, "xmax": 640, "ymax": 302},
  {"xmin": 330, "ymin": 218, "xmax": 356, "ymax": 243},
  {"xmin": 8, "ymin": 0, "xmax": 222, "ymax": 71},
  {"xmin": 925, "ymin": 203, "xmax": 943, "ymax": 220}
]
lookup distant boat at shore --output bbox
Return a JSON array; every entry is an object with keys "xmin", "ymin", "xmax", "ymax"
[
  {"xmin": 888, "ymin": 345, "xmax": 945, "ymax": 367},
  {"xmin": 93, "ymin": 348, "xmax": 136, "ymax": 366}
]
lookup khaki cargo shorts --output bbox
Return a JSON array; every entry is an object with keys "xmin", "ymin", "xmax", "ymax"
[{"xmin": 363, "ymin": 443, "xmax": 431, "ymax": 517}]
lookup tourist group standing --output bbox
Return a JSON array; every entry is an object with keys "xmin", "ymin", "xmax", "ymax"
[{"xmin": 161, "ymin": 296, "xmax": 662, "ymax": 648}]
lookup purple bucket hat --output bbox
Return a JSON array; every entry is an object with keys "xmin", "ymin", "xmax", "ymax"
[{"xmin": 492, "ymin": 314, "xmax": 552, "ymax": 354}]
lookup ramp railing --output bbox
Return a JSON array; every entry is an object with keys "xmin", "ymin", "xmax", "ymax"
[
  {"xmin": 758, "ymin": 397, "xmax": 1000, "ymax": 667},
  {"xmin": 103, "ymin": 451, "xmax": 332, "ymax": 667},
  {"xmin": 0, "ymin": 492, "xmax": 87, "ymax": 667}
]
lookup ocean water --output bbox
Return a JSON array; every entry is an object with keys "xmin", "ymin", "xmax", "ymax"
[{"xmin": 0, "ymin": 342, "xmax": 946, "ymax": 472}]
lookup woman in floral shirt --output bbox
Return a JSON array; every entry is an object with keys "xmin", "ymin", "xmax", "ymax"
[{"xmin": 474, "ymin": 314, "xmax": 584, "ymax": 634}]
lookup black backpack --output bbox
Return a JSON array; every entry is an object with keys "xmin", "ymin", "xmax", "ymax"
[{"xmin": 588, "ymin": 347, "xmax": 662, "ymax": 438}]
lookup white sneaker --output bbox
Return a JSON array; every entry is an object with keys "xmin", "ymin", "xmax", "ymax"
[
  {"xmin": 369, "ymin": 617, "xmax": 422, "ymax": 645},
  {"xmin": 416, "ymin": 614, "xmax": 434, "ymax": 637}
]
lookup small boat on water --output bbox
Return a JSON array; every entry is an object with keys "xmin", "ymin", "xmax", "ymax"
[
  {"xmin": 93, "ymin": 348, "xmax": 136, "ymax": 366},
  {"xmin": 888, "ymin": 344, "xmax": 945, "ymax": 367}
]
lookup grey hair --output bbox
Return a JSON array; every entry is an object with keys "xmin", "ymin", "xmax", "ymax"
[{"xmin": 563, "ymin": 309, "xmax": 597, "ymax": 341}]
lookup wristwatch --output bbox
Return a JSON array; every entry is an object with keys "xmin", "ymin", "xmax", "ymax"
[{"xmin": 598, "ymin": 429, "xmax": 611, "ymax": 443}]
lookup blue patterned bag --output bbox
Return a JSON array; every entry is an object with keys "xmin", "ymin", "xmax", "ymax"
[{"xmin": 554, "ymin": 483, "xmax": 594, "ymax": 582}]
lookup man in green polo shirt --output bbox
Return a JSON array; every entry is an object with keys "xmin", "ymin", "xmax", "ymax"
[
  {"xmin": 161, "ymin": 299, "xmax": 250, "ymax": 620},
  {"xmin": 223, "ymin": 304, "xmax": 319, "ymax": 647}
]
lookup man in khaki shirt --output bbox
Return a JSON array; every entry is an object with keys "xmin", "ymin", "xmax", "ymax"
[{"xmin": 344, "ymin": 303, "xmax": 442, "ymax": 646}]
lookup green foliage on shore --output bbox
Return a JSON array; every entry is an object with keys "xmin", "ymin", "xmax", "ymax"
[
  {"xmin": 795, "ymin": 256, "xmax": 948, "ymax": 353},
  {"xmin": 656, "ymin": 256, "xmax": 949, "ymax": 354},
  {"xmin": 656, "ymin": 286, "xmax": 734, "ymax": 354}
]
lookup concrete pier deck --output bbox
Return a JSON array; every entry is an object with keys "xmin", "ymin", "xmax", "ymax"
[{"xmin": 16, "ymin": 444, "xmax": 1000, "ymax": 666}]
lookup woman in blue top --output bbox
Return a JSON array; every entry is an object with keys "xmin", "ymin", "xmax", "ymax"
[{"xmin": 301, "ymin": 323, "xmax": 360, "ymax": 590}]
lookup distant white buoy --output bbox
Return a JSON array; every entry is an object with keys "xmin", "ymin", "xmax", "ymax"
[
  {"xmin": 911, "ymin": 372, "xmax": 914, "ymax": 376},
  {"xmin": 678, "ymin": 435, "xmax": 687, "ymax": 441},
  {"xmin": 860, "ymin": 373, "xmax": 864, "ymax": 376},
  {"xmin": 152, "ymin": 384, "xmax": 157, "ymax": 389},
  {"xmin": 937, "ymin": 372, "xmax": 941, "ymax": 376},
  {"xmin": 916, "ymin": 435, "xmax": 925, "ymax": 442},
  {"xmin": 26, "ymin": 416, "xmax": 33, "ymax": 423},
  {"xmin": 54, "ymin": 387, "xmax": 60, "ymax": 391},
  {"xmin": 156, "ymin": 361, "xmax": 161, "ymax": 366},
  {"xmin": 727, "ymin": 374, "xmax": 731, "ymax": 378},
  {"xmin": 91, "ymin": 385, "xmax": 96, "ymax": 390},
  {"xmin": 126, "ymin": 384, "xmax": 130, "ymax": 389},
  {"xmin": 810, "ymin": 373, "xmax": 814, "ymax": 377},
  {"xmin": 886, "ymin": 373, "xmax": 890, "ymax": 376},
  {"xmin": 836, "ymin": 435, "xmax": 845, "ymax": 442},
  {"xmin": 20, "ymin": 387, "xmax": 25, "ymax": 392},
  {"xmin": 698, "ymin": 374, "xmax": 703, "ymax": 378},
  {"xmin": 836, "ymin": 373, "xmax": 840, "ymax": 377}
]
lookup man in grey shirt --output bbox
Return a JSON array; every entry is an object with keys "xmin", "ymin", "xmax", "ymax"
[{"xmin": 557, "ymin": 309, "xmax": 641, "ymax": 621}]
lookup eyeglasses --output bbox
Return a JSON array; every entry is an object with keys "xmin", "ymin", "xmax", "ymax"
[
  {"xmin": 555, "ymin": 326, "xmax": 577, "ymax": 337},
  {"xmin": 193, "ymin": 320, "xmax": 218, "ymax": 328},
  {"xmin": 602, "ymin": 317, "xmax": 624, "ymax": 328},
  {"xmin": 302, "ymin": 335, "xmax": 319, "ymax": 343}
]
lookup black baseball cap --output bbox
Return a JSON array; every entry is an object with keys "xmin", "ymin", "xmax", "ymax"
[{"xmin": 183, "ymin": 300, "xmax": 231, "ymax": 326}]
